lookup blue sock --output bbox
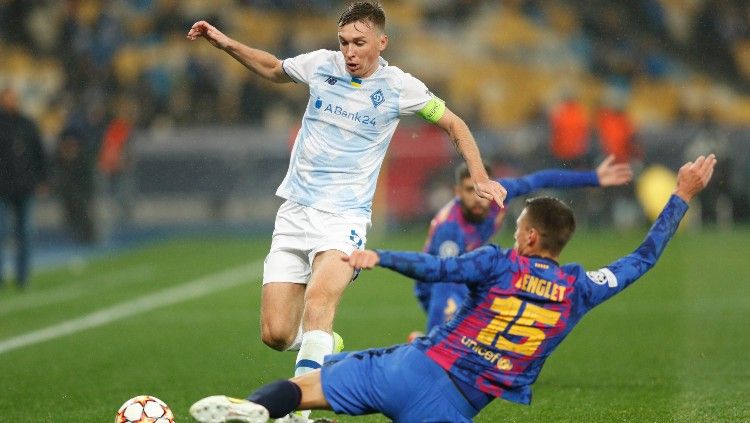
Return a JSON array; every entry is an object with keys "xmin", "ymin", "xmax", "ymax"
[{"xmin": 247, "ymin": 379, "xmax": 302, "ymax": 419}]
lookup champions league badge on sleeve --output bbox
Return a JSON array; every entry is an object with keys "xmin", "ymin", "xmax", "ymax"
[
  {"xmin": 586, "ymin": 268, "xmax": 618, "ymax": 288},
  {"xmin": 439, "ymin": 240, "xmax": 460, "ymax": 258}
]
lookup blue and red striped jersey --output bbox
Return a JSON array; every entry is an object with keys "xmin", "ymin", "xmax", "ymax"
[
  {"xmin": 381, "ymin": 194, "xmax": 688, "ymax": 404},
  {"xmin": 417, "ymin": 169, "xmax": 600, "ymax": 330}
]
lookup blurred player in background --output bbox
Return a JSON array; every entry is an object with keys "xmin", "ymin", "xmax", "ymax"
[
  {"xmin": 187, "ymin": 2, "xmax": 505, "ymax": 419},
  {"xmin": 189, "ymin": 155, "xmax": 715, "ymax": 423},
  {"xmin": 412, "ymin": 155, "xmax": 633, "ymax": 338},
  {"xmin": 0, "ymin": 87, "xmax": 48, "ymax": 291}
]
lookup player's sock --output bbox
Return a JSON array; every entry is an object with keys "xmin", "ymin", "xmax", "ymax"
[
  {"xmin": 285, "ymin": 325, "xmax": 304, "ymax": 352},
  {"xmin": 246, "ymin": 379, "xmax": 302, "ymax": 419},
  {"xmin": 293, "ymin": 330, "xmax": 334, "ymax": 420},
  {"xmin": 294, "ymin": 330, "xmax": 334, "ymax": 376}
]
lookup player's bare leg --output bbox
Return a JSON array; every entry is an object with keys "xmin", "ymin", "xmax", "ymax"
[
  {"xmin": 296, "ymin": 250, "xmax": 351, "ymax": 373},
  {"xmin": 304, "ymin": 250, "xmax": 352, "ymax": 331},
  {"xmin": 260, "ymin": 283, "xmax": 305, "ymax": 351},
  {"xmin": 291, "ymin": 370, "xmax": 330, "ymax": 410},
  {"xmin": 289, "ymin": 250, "xmax": 351, "ymax": 420}
]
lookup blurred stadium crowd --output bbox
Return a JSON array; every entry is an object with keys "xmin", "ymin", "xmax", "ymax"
[{"xmin": 1, "ymin": 0, "xmax": 749, "ymax": 245}]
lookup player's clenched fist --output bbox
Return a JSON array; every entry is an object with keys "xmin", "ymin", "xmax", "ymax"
[{"xmin": 343, "ymin": 250, "xmax": 380, "ymax": 269}]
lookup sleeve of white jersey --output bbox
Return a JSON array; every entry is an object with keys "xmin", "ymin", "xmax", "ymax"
[
  {"xmin": 282, "ymin": 49, "xmax": 334, "ymax": 84},
  {"xmin": 398, "ymin": 72, "xmax": 435, "ymax": 115}
]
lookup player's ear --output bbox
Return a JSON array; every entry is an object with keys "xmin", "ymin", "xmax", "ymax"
[
  {"xmin": 527, "ymin": 227, "xmax": 540, "ymax": 248},
  {"xmin": 379, "ymin": 33, "xmax": 388, "ymax": 52}
]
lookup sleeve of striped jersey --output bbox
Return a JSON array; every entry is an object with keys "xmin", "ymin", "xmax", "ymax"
[
  {"xmin": 281, "ymin": 49, "xmax": 331, "ymax": 84},
  {"xmin": 377, "ymin": 244, "xmax": 505, "ymax": 286},
  {"xmin": 499, "ymin": 170, "xmax": 599, "ymax": 202},
  {"xmin": 580, "ymin": 194, "xmax": 689, "ymax": 308}
]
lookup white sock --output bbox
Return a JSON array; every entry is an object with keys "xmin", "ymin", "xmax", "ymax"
[
  {"xmin": 294, "ymin": 330, "xmax": 334, "ymax": 419},
  {"xmin": 294, "ymin": 330, "xmax": 334, "ymax": 377},
  {"xmin": 284, "ymin": 326, "xmax": 304, "ymax": 352}
]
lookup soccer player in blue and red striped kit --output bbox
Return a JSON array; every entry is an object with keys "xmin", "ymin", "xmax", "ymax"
[
  {"xmin": 413, "ymin": 155, "xmax": 633, "ymax": 338},
  {"xmin": 190, "ymin": 154, "xmax": 715, "ymax": 423}
]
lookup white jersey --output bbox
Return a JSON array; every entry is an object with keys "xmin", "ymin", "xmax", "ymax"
[{"xmin": 277, "ymin": 49, "xmax": 436, "ymax": 219}]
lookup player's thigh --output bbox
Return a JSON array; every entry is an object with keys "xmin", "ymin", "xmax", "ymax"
[
  {"xmin": 307, "ymin": 250, "xmax": 353, "ymax": 300},
  {"xmin": 320, "ymin": 345, "xmax": 474, "ymax": 422}
]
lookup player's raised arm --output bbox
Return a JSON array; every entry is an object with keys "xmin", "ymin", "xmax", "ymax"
[
  {"xmin": 581, "ymin": 154, "xmax": 716, "ymax": 307},
  {"xmin": 596, "ymin": 154, "xmax": 634, "ymax": 186},
  {"xmin": 186, "ymin": 20, "xmax": 292, "ymax": 83},
  {"xmin": 433, "ymin": 108, "xmax": 506, "ymax": 208},
  {"xmin": 500, "ymin": 154, "xmax": 632, "ymax": 201}
]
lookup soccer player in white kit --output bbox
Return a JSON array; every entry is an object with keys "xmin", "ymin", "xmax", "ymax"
[{"xmin": 187, "ymin": 2, "xmax": 506, "ymax": 418}]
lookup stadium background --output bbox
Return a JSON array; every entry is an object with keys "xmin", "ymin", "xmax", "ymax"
[{"xmin": 1, "ymin": 1, "xmax": 749, "ymax": 422}]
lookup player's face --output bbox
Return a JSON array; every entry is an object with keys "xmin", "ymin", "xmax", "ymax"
[
  {"xmin": 338, "ymin": 20, "xmax": 387, "ymax": 78},
  {"xmin": 457, "ymin": 177, "xmax": 491, "ymax": 223}
]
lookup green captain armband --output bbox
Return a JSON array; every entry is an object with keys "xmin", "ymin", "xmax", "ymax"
[{"xmin": 417, "ymin": 97, "xmax": 446, "ymax": 123}]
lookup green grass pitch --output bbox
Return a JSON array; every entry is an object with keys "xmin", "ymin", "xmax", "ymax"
[{"xmin": 0, "ymin": 227, "xmax": 748, "ymax": 422}]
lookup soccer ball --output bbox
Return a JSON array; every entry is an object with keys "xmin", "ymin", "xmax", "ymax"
[{"xmin": 115, "ymin": 395, "xmax": 174, "ymax": 423}]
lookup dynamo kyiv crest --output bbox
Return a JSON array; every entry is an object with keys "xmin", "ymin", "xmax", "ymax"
[{"xmin": 370, "ymin": 89, "xmax": 385, "ymax": 108}]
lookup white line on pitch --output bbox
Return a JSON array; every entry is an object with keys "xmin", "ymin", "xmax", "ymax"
[
  {"xmin": 0, "ymin": 265, "xmax": 154, "ymax": 317},
  {"xmin": 0, "ymin": 260, "xmax": 262, "ymax": 356}
]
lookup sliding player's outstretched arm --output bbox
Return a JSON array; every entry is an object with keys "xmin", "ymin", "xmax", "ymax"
[
  {"xmin": 581, "ymin": 154, "xmax": 716, "ymax": 307},
  {"xmin": 344, "ymin": 244, "xmax": 506, "ymax": 286},
  {"xmin": 186, "ymin": 20, "xmax": 292, "ymax": 83},
  {"xmin": 500, "ymin": 155, "xmax": 633, "ymax": 201}
]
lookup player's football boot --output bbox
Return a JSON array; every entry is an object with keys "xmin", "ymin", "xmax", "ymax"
[
  {"xmin": 189, "ymin": 395, "xmax": 269, "ymax": 423},
  {"xmin": 274, "ymin": 413, "xmax": 311, "ymax": 423},
  {"xmin": 332, "ymin": 331, "xmax": 344, "ymax": 353}
]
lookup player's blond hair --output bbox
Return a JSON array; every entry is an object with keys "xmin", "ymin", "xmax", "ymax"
[{"xmin": 338, "ymin": 1, "xmax": 385, "ymax": 31}]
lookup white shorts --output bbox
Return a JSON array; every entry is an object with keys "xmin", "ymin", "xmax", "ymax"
[{"xmin": 263, "ymin": 200, "xmax": 370, "ymax": 285}]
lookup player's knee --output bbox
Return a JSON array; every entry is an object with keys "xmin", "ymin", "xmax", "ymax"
[{"xmin": 260, "ymin": 325, "xmax": 294, "ymax": 351}]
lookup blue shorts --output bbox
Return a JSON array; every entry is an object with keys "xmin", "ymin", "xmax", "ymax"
[{"xmin": 320, "ymin": 344, "xmax": 479, "ymax": 422}]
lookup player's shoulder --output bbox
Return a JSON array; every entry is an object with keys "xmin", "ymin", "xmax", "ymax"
[
  {"xmin": 378, "ymin": 61, "xmax": 426, "ymax": 85},
  {"xmin": 431, "ymin": 199, "xmax": 460, "ymax": 224},
  {"xmin": 292, "ymin": 49, "xmax": 341, "ymax": 68}
]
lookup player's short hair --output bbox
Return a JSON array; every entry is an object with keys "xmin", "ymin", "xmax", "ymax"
[
  {"xmin": 523, "ymin": 197, "xmax": 576, "ymax": 255},
  {"xmin": 454, "ymin": 162, "xmax": 492, "ymax": 185},
  {"xmin": 338, "ymin": 1, "xmax": 386, "ymax": 31}
]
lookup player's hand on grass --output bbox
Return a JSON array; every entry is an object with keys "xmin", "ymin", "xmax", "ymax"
[
  {"xmin": 596, "ymin": 154, "xmax": 633, "ymax": 187},
  {"xmin": 674, "ymin": 154, "xmax": 716, "ymax": 202},
  {"xmin": 475, "ymin": 179, "xmax": 507, "ymax": 208},
  {"xmin": 343, "ymin": 250, "xmax": 380, "ymax": 269},
  {"xmin": 187, "ymin": 21, "xmax": 232, "ymax": 50}
]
